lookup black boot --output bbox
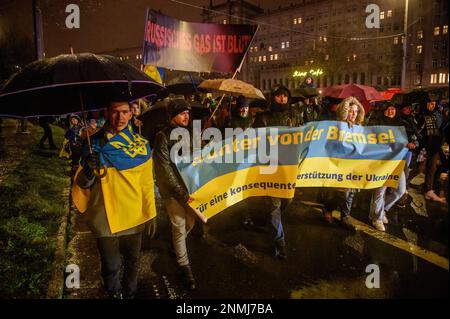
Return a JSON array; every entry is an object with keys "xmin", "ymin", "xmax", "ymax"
[
  {"xmin": 180, "ymin": 265, "xmax": 196, "ymax": 290},
  {"xmin": 274, "ymin": 244, "xmax": 287, "ymax": 260}
]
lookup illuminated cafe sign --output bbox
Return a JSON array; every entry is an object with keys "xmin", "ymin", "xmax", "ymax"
[{"xmin": 293, "ymin": 68, "xmax": 324, "ymax": 77}]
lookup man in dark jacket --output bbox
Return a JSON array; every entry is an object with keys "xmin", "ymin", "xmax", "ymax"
[
  {"xmin": 225, "ymin": 95, "xmax": 253, "ymax": 130},
  {"xmin": 253, "ymin": 85, "xmax": 295, "ymax": 260},
  {"xmin": 153, "ymin": 99, "xmax": 197, "ymax": 290}
]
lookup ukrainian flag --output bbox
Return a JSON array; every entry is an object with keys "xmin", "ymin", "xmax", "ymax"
[{"xmin": 72, "ymin": 125, "xmax": 157, "ymax": 234}]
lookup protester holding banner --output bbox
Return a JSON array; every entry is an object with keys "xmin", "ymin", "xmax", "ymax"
[
  {"xmin": 152, "ymin": 99, "xmax": 197, "ymax": 290},
  {"xmin": 253, "ymin": 85, "xmax": 296, "ymax": 260},
  {"xmin": 73, "ymin": 101, "xmax": 157, "ymax": 299},
  {"xmin": 368, "ymin": 105, "xmax": 417, "ymax": 231},
  {"xmin": 321, "ymin": 97, "xmax": 366, "ymax": 231}
]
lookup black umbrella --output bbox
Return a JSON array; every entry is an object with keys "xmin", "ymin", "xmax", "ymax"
[
  {"xmin": 290, "ymin": 87, "xmax": 320, "ymax": 103},
  {"xmin": 0, "ymin": 53, "xmax": 164, "ymax": 118},
  {"xmin": 165, "ymin": 73, "xmax": 205, "ymax": 95},
  {"xmin": 139, "ymin": 100, "xmax": 168, "ymax": 148}
]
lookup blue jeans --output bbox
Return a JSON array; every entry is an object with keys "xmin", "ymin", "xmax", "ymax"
[
  {"xmin": 266, "ymin": 197, "xmax": 292, "ymax": 248},
  {"xmin": 96, "ymin": 232, "xmax": 142, "ymax": 297},
  {"xmin": 370, "ymin": 171, "xmax": 407, "ymax": 221}
]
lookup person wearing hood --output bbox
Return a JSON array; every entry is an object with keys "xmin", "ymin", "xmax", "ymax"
[
  {"xmin": 254, "ymin": 84, "xmax": 294, "ymax": 127},
  {"xmin": 297, "ymin": 91, "xmax": 322, "ymax": 125},
  {"xmin": 253, "ymin": 85, "xmax": 296, "ymax": 260},
  {"xmin": 153, "ymin": 99, "xmax": 197, "ymax": 290},
  {"xmin": 225, "ymin": 95, "xmax": 253, "ymax": 130},
  {"xmin": 65, "ymin": 114, "xmax": 83, "ymax": 173},
  {"xmin": 299, "ymin": 74, "xmax": 316, "ymax": 88}
]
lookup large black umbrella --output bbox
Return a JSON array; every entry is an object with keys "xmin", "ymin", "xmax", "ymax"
[
  {"xmin": 0, "ymin": 53, "xmax": 164, "ymax": 118},
  {"xmin": 165, "ymin": 73, "xmax": 205, "ymax": 95}
]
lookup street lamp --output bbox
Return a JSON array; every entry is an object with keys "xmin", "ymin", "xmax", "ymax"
[{"xmin": 401, "ymin": 0, "xmax": 409, "ymax": 90}]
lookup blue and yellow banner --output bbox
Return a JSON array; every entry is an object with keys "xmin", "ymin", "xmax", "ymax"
[
  {"xmin": 72, "ymin": 125, "xmax": 157, "ymax": 234},
  {"xmin": 175, "ymin": 121, "xmax": 408, "ymax": 220}
]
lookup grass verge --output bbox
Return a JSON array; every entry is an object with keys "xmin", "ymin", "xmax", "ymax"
[{"xmin": 0, "ymin": 122, "xmax": 70, "ymax": 298}]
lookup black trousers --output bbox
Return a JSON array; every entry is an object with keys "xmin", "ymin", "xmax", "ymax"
[
  {"xmin": 39, "ymin": 123, "xmax": 56, "ymax": 147},
  {"xmin": 96, "ymin": 232, "xmax": 142, "ymax": 297}
]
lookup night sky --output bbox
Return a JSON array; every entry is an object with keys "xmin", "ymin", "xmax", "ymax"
[{"xmin": 37, "ymin": 0, "xmax": 295, "ymax": 57}]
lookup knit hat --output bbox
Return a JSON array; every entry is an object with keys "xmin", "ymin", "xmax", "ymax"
[
  {"xmin": 168, "ymin": 99, "xmax": 191, "ymax": 119},
  {"xmin": 236, "ymin": 95, "xmax": 249, "ymax": 108}
]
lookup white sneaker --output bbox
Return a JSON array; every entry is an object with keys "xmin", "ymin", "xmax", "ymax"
[{"xmin": 372, "ymin": 220, "xmax": 386, "ymax": 232}]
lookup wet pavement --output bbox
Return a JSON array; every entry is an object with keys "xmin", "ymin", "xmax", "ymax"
[{"xmin": 65, "ymin": 183, "xmax": 449, "ymax": 299}]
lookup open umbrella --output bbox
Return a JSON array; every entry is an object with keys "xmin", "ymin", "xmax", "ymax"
[
  {"xmin": 0, "ymin": 53, "xmax": 164, "ymax": 118},
  {"xmin": 291, "ymin": 87, "xmax": 320, "ymax": 104},
  {"xmin": 322, "ymin": 83, "xmax": 383, "ymax": 112},
  {"xmin": 198, "ymin": 78, "xmax": 265, "ymax": 100},
  {"xmin": 165, "ymin": 73, "xmax": 205, "ymax": 95}
]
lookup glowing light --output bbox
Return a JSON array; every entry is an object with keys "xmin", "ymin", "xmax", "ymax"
[{"xmin": 293, "ymin": 68, "xmax": 324, "ymax": 77}]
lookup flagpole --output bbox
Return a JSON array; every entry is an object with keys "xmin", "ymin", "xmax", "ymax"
[{"xmin": 206, "ymin": 25, "xmax": 260, "ymax": 124}]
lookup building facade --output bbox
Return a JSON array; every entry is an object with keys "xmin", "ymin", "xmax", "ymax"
[{"xmin": 202, "ymin": 0, "xmax": 449, "ymax": 93}]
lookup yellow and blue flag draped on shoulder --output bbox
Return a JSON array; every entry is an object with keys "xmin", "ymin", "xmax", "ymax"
[{"xmin": 72, "ymin": 125, "xmax": 156, "ymax": 234}]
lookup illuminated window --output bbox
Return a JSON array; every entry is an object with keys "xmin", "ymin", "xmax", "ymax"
[
  {"xmin": 293, "ymin": 18, "xmax": 297, "ymax": 24},
  {"xmin": 394, "ymin": 37, "xmax": 398, "ymax": 44},
  {"xmin": 439, "ymin": 73, "xmax": 446, "ymax": 83},
  {"xmin": 401, "ymin": 35, "xmax": 405, "ymax": 43},
  {"xmin": 430, "ymin": 73, "xmax": 437, "ymax": 84},
  {"xmin": 323, "ymin": 36, "xmax": 327, "ymax": 42},
  {"xmin": 270, "ymin": 54, "xmax": 273, "ymax": 61},
  {"xmin": 387, "ymin": 10, "xmax": 392, "ymax": 18},
  {"xmin": 274, "ymin": 54, "xmax": 278, "ymax": 60},
  {"xmin": 223, "ymin": 19, "xmax": 227, "ymax": 24},
  {"xmin": 263, "ymin": 55, "xmax": 267, "ymax": 62},
  {"xmin": 416, "ymin": 45, "xmax": 422, "ymax": 54},
  {"xmin": 434, "ymin": 26, "xmax": 440, "ymax": 35},
  {"xmin": 325, "ymin": 54, "xmax": 329, "ymax": 61},
  {"xmin": 250, "ymin": 47, "xmax": 253, "ymax": 52},
  {"xmin": 380, "ymin": 11, "xmax": 385, "ymax": 19},
  {"xmin": 352, "ymin": 54, "xmax": 357, "ymax": 61},
  {"xmin": 268, "ymin": 46, "xmax": 273, "ymax": 52},
  {"xmin": 286, "ymin": 41, "xmax": 290, "ymax": 48},
  {"xmin": 298, "ymin": 17, "xmax": 302, "ymax": 24},
  {"xmin": 417, "ymin": 30, "xmax": 423, "ymax": 39},
  {"xmin": 281, "ymin": 42, "xmax": 285, "ymax": 49},
  {"xmin": 258, "ymin": 56, "xmax": 262, "ymax": 62},
  {"xmin": 443, "ymin": 25, "xmax": 448, "ymax": 34}
]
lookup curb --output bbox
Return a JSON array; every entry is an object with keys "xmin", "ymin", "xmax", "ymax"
[{"xmin": 46, "ymin": 186, "xmax": 71, "ymax": 299}]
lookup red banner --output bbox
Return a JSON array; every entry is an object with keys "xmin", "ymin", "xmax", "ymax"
[{"xmin": 142, "ymin": 10, "xmax": 258, "ymax": 73}]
